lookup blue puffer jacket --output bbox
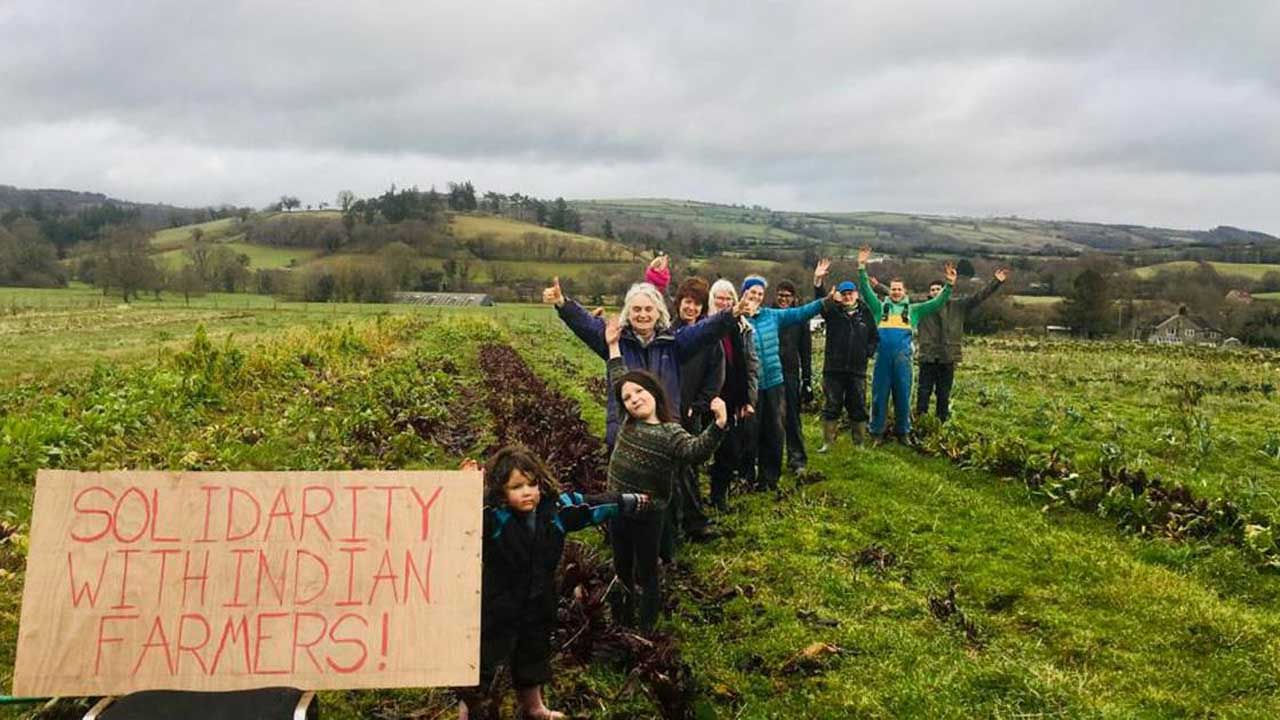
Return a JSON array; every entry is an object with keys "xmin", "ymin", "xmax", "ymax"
[
  {"xmin": 746, "ymin": 300, "xmax": 824, "ymax": 391},
  {"xmin": 556, "ymin": 299, "xmax": 736, "ymax": 446}
]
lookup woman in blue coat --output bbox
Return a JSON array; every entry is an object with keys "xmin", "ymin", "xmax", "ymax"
[{"xmin": 738, "ymin": 260, "xmax": 829, "ymax": 494}]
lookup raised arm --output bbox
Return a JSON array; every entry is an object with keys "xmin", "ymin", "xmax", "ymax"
[
  {"xmin": 669, "ymin": 397, "xmax": 728, "ymax": 463},
  {"xmin": 772, "ymin": 298, "xmax": 824, "ymax": 330},
  {"xmin": 644, "ymin": 254, "xmax": 671, "ymax": 295},
  {"xmin": 855, "ymin": 245, "xmax": 884, "ymax": 321},
  {"xmin": 674, "ymin": 296, "xmax": 753, "ymax": 360},
  {"xmin": 557, "ymin": 491, "xmax": 649, "ymax": 532},
  {"xmin": 606, "ymin": 319, "xmax": 627, "ymax": 387},
  {"xmin": 912, "ymin": 263, "xmax": 957, "ymax": 319},
  {"xmin": 857, "ymin": 268, "xmax": 883, "ymax": 320},
  {"xmin": 963, "ymin": 268, "xmax": 1009, "ymax": 313},
  {"xmin": 556, "ymin": 298, "xmax": 609, "ymax": 358},
  {"xmin": 545, "ymin": 276, "xmax": 609, "ymax": 358}
]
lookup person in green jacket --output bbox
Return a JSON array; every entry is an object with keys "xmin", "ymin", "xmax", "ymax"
[
  {"xmin": 856, "ymin": 245, "xmax": 955, "ymax": 443},
  {"xmin": 915, "ymin": 267, "xmax": 1010, "ymax": 422}
]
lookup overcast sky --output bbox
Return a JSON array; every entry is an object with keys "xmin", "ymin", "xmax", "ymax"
[{"xmin": 2, "ymin": 1, "xmax": 1278, "ymax": 232}]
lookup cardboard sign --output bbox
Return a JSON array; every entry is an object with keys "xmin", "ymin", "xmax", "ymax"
[{"xmin": 12, "ymin": 470, "xmax": 481, "ymax": 696}]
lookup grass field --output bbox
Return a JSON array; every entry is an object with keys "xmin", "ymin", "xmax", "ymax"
[
  {"xmin": 448, "ymin": 214, "xmax": 643, "ymax": 263},
  {"xmin": 946, "ymin": 338, "xmax": 1280, "ymax": 520},
  {"xmin": 152, "ymin": 237, "xmax": 324, "ymax": 270},
  {"xmin": 147, "ymin": 217, "xmax": 238, "ymax": 249},
  {"xmin": 0, "ymin": 285, "xmax": 548, "ymax": 382},
  {"xmin": 5, "ymin": 300, "xmax": 1280, "ymax": 717},
  {"xmin": 1131, "ymin": 260, "xmax": 1280, "ymax": 281}
]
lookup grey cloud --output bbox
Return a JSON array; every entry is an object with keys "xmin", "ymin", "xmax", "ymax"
[{"xmin": 0, "ymin": 1, "xmax": 1278, "ymax": 231}]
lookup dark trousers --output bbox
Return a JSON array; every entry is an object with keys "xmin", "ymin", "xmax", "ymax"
[
  {"xmin": 782, "ymin": 372, "xmax": 808, "ymax": 470},
  {"xmin": 916, "ymin": 361, "xmax": 956, "ymax": 421},
  {"xmin": 709, "ymin": 416, "xmax": 750, "ymax": 506},
  {"xmin": 476, "ymin": 617, "xmax": 553, "ymax": 690},
  {"xmin": 822, "ymin": 371, "xmax": 868, "ymax": 422},
  {"xmin": 610, "ymin": 513, "xmax": 664, "ymax": 629},
  {"xmin": 745, "ymin": 385, "xmax": 786, "ymax": 490}
]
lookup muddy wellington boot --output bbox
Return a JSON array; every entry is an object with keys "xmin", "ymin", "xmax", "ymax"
[
  {"xmin": 852, "ymin": 422, "xmax": 868, "ymax": 445},
  {"xmin": 818, "ymin": 421, "xmax": 838, "ymax": 453}
]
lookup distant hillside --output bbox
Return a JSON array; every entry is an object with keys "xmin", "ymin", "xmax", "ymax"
[
  {"xmin": 8, "ymin": 182, "xmax": 1279, "ymax": 272},
  {"xmin": 573, "ymin": 198, "xmax": 1280, "ymax": 259},
  {"xmin": 147, "ymin": 210, "xmax": 649, "ymax": 292},
  {"xmin": 1130, "ymin": 260, "xmax": 1280, "ymax": 282},
  {"xmin": 0, "ymin": 184, "xmax": 214, "ymax": 228}
]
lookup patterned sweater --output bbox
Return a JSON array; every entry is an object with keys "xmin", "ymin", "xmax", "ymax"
[{"xmin": 606, "ymin": 356, "xmax": 726, "ymax": 509}]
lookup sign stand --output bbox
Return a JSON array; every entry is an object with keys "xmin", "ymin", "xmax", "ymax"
[{"xmin": 81, "ymin": 688, "xmax": 317, "ymax": 719}]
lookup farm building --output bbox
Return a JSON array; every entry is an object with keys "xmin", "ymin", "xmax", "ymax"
[
  {"xmin": 393, "ymin": 292, "xmax": 494, "ymax": 307},
  {"xmin": 1144, "ymin": 306, "xmax": 1222, "ymax": 345}
]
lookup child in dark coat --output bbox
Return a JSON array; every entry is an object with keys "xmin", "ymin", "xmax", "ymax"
[{"xmin": 457, "ymin": 446, "xmax": 649, "ymax": 720}]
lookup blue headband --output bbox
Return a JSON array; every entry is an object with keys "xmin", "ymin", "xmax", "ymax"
[
  {"xmin": 836, "ymin": 281, "xmax": 857, "ymax": 293},
  {"xmin": 741, "ymin": 277, "xmax": 766, "ymax": 294}
]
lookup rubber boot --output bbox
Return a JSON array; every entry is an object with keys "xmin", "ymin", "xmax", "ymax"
[
  {"xmin": 852, "ymin": 422, "xmax": 868, "ymax": 445},
  {"xmin": 818, "ymin": 421, "xmax": 838, "ymax": 453}
]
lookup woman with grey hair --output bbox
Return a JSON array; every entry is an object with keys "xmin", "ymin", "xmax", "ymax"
[{"xmin": 542, "ymin": 276, "xmax": 749, "ymax": 448}]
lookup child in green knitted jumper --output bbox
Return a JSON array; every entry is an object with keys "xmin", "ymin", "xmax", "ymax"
[{"xmin": 605, "ymin": 317, "xmax": 728, "ymax": 629}]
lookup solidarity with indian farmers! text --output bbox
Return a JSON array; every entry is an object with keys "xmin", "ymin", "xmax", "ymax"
[{"xmin": 65, "ymin": 480, "xmax": 444, "ymax": 678}]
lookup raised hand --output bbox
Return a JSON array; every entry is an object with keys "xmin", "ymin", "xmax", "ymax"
[
  {"xmin": 858, "ymin": 245, "xmax": 872, "ymax": 266},
  {"xmin": 994, "ymin": 267, "xmax": 1011, "ymax": 283},
  {"xmin": 649, "ymin": 254, "xmax": 669, "ymax": 273},
  {"xmin": 733, "ymin": 296, "xmax": 756, "ymax": 317},
  {"xmin": 542, "ymin": 277, "xmax": 565, "ymax": 307},
  {"xmin": 460, "ymin": 458, "xmax": 482, "ymax": 472},
  {"xmin": 605, "ymin": 316, "xmax": 623, "ymax": 346},
  {"xmin": 814, "ymin": 257, "xmax": 832, "ymax": 286},
  {"xmin": 710, "ymin": 397, "xmax": 728, "ymax": 428},
  {"xmin": 944, "ymin": 262, "xmax": 958, "ymax": 285}
]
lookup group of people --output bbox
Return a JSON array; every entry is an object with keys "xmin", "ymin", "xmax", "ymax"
[{"xmin": 457, "ymin": 246, "xmax": 1009, "ymax": 719}]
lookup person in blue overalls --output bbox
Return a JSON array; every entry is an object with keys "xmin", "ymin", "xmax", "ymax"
[{"xmin": 855, "ymin": 245, "xmax": 956, "ymax": 444}]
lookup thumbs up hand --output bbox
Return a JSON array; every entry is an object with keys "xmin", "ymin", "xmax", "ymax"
[{"xmin": 542, "ymin": 276, "xmax": 565, "ymax": 307}]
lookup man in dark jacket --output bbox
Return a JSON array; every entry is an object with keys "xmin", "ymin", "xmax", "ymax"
[
  {"xmin": 915, "ymin": 268, "xmax": 1009, "ymax": 421},
  {"xmin": 774, "ymin": 280, "xmax": 813, "ymax": 473},
  {"xmin": 814, "ymin": 277, "xmax": 879, "ymax": 447}
]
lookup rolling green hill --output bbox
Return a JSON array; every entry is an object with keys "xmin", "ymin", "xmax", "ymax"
[
  {"xmin": 146, "ymin": 212, "xmax": 648, "ymax": 283},
  {"xmin": 573, "ymin": 198, "xmax": 1280, "ymax": 258},
  {"xmin": 1130, "ymin": 260, "xmax": 1280, "ymax": 281}
]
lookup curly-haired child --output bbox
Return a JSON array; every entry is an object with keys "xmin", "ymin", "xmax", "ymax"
[{"xmin": 457, "ymin": 446, "xmax": 649, "ymax": 720}]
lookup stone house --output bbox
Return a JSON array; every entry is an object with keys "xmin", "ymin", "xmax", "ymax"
[{"xmin": 1145, "ymin": 306, "xmax": 1222, "ymax": 345}]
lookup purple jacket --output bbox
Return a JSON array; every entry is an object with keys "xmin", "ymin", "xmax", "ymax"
[{"xmin": 556, "ymin": 299, "xmax": 737, "ymax": 446}]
